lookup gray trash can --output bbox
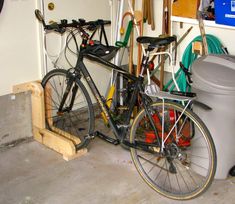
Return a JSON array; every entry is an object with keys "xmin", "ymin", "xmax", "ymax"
[{"xmin": 192, "ymin": 54, "xmax": 235, "ymax": 179}]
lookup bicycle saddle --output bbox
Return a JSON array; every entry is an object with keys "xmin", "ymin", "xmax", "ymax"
[{"xmin": 136, "ymin": 35, "xmax": 176, "ymax": 47}]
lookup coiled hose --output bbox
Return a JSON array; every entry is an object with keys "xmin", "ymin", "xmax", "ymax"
[{"xmin": 165, "ymin": 34, "xmax": 226, "ymax": 92}]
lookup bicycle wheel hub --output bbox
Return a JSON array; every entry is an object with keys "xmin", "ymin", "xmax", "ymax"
[{"xmin": 165, "ymin": 143, "xmax": 179, "ymax": 159}]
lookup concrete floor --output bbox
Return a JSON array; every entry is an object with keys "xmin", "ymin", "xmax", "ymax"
[{"xmin": 0, "ymin": 121, "xmax": 235, "ymax": 204}]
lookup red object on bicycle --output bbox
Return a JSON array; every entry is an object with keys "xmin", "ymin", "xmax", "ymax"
[
  {"xmin": 144, "ymin": 112, "xmax": 191, "ymax": 147},
  {"xmin": 178, "ymin": 137, "xmax": 191, "ymax": 147},
  {"xmin": 145, "ymin": 131, "xmax": 156, "ymax": 143},
  {"xmin": 169, "ymin": 109, "xmax": 175, "ymax": 123},
  {"xmin": 89, "ymin": 40, "xmax": 95, "ymax": 46},
  {"xmin": 148, "ymin": 61, "xmax": 155, "ymax": 71}
]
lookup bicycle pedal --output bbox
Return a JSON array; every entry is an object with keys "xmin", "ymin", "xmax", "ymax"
[{"xmin": 95, "ymin": 131, "xmax": 119, "ymax": 145}]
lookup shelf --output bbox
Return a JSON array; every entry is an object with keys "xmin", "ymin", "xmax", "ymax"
[{"xmin": 171, "ymin": 16, "xmax": 235, "ymax": 30}]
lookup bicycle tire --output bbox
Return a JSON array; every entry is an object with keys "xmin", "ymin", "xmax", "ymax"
[
  {"xmin": 41, "ymin": 68, "xmax": 95, "ymax": 149},
  {"xmin": 130, "ymin": 101, "xmax": 216, "ymax": 200}
]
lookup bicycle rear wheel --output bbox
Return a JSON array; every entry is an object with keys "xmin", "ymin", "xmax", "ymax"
[
  {"xmin": 41, "ymin": 68, "xmax": 95, "ymax": 149},
  {"xmin": 130, "ymin": 101, "xmax": 216, "ymax": 200}
]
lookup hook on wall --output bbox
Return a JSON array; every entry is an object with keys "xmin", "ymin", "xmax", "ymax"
[{"xmin": 48, "ymin": 2, "xmax": 55, "ymax": 11}]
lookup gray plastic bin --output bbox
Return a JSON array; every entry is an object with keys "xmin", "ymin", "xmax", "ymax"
[{"xmin": 192, "ymin": 54, "xmax": 235, "ymax": 179}]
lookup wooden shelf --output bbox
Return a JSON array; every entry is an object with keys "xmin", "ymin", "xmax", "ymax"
[{"xmin": 171, "ymin": 16, "xmax": 235, "ymax": 30}]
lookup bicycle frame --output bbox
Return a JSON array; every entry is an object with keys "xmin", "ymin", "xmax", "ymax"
[
  {"xmin": 75, "ymin": 51, "xmax": 143, "ymax": 142},
  {"xmin": 56, "ymin": 44, "xmax": 194, "ymax": 152},
  {"xmin": 83, "ymin": 49, "xmax": 171, "ymax": 151}
]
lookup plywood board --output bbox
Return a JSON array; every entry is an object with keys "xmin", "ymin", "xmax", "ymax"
[{"xmin": 172, "ymin": 0, "xmax": 200, "ymax": 19}]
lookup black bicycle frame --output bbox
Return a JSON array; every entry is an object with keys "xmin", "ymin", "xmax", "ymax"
[
  {"xmin": 56, "ymin": 47, "xmax": 162, "ymax": 149},
  {"xmin": 68, "ymin": 48, "xmax": 163, "ymax": 149},
  {"xmin": 76, "ymin": 52, "xmax": 142, "ymax": 142}
]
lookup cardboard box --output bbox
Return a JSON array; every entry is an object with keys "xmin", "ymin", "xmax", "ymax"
[
  {"xmin": 172, "ymin": 0, "xmax": 200, "ymax": 19},
  {"xmin": 215, "ymin": 0, "xmax": 235, "ymax": 26}
]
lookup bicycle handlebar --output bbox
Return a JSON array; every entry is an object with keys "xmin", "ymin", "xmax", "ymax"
[{"xmin": 35, "ymin": 9, "xmax": 111, "ymax": 35}]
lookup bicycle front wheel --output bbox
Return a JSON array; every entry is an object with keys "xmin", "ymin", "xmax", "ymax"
[
  {"xmin": 130, "ymin": 101, "xmax": 216, "ymax": 200},
  {"xmin": 41, "ymin": 68, "xmax": 95, "ymax": 149}
]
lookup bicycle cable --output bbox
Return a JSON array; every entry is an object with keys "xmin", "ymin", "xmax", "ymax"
[
  {"xmin": 64, "ymin": 28, "xmax": 81, "ymax": 67},
  {"xmin": 43, "ymin": 30, "xmax": 67, "ymax": 69}
]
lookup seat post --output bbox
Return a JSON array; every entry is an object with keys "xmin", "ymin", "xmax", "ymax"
[{"xmin": 140, "ymin": 50, "xmax": 150, "ymax": 77}]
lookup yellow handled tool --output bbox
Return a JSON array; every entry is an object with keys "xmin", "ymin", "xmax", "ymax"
[{"xmin": 101, "ymin": 85, "xmax": 115, "ymax": 125}]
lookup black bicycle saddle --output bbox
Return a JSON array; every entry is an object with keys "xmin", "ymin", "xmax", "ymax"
[{"xmin": 136, "ymin": 35, "xmax": 176, "ymax": 47}]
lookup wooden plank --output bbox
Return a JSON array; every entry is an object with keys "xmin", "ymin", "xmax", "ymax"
[
  {"xmin": 44, "ymin": 84, "xmax": 53, "ymax": 127},
  {"xmin": 167, "ymin": 0, "xmax": 171, "ymax": 34},
  {"xmin": 33, "ymin": 126, "xmax": 43, "ymax": 143},
  {"xmin": 39, "ymin": 128, "xmax": 87, "ymax": 160},
  {"xmin": 50, "ymin": 126, "xmax": 81, "ymax": 144},
  {"xmin": 63, "ymin": 148, "xmax": 87, "ymax": 161},
  {"xmin": 12, "ymin": 80, "xmax": 41, "ymax": 94},
  {"xmin": 31, "ymin": 83, "xmax": 45, "ymax": 129},
  {"xmin": 136, "ymin": 12, "xmax": 143, "ymax": 77},
  {"xmin": 198, "ymin": 11, "xmax": 209, "ymax": 55},
  {"xmin": 192, "ymin": 41, "xmax": 203, "ymax": 55},
  {"xmin": 39, "ymin": 128, "xmax": 75, "ymax": 155},
  {"xmin": 34, "ymin": 126, "xmax": 86, "ymax": 161},
  {"xmin": 162, "ymin": 0, "xmax": 167, "ymax": 34},
  {"xmin": 128, "ymin": 0, "xmax": 135, "ymax": 74},
  {"xmin": 150, "ymin": 0, "xmax": 155, "ymax": 30}
]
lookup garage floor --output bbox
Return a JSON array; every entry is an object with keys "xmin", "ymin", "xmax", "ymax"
[{"xmin": 0, "ymin": 120, "xmax": 235, "ymax": 204}]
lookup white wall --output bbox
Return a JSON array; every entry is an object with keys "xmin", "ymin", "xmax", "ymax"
[
  {"xmin": 0, "ymin": 0, "xmax": 42, "ymax": 96},
  {"xmin": 42, "ymin": 0, "xmax": 112, "ymax": 97}
]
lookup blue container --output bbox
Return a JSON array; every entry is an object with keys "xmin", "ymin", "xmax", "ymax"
[{"xmin": 215, "ymin": 0, "xmax": 235, "ymax": 26}]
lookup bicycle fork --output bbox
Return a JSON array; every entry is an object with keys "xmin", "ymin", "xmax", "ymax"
[{"xmin": 58, "ymin": 70, "xmax": 79, "ymax": 114}]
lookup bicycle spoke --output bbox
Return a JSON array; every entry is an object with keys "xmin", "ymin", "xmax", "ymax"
[
  {"xmin": 42, "ymin": 69, "xmax": 94, "ymax": 149},
  {"xmin": 175, "ymin": 168, "xmax": 182, "ymax": 193},
  {"xmin": 174, "ymin": 159, "xmax": 199, "ymax": 189},
  {"xmin": 174, "ymin": 161, "xmax": 191, "ymax": 192},
  {"xmin": 130, "ymin": 101, "xmax": 216, "ymax": 199}
]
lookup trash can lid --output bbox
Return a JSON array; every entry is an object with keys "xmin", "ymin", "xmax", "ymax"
[{"xmin": 192, "ymin": 54, "xmax": 235, "ymax": 94}]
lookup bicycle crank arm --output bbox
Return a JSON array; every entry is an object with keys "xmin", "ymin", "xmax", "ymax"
[
  {"xmin": 95, "ymin": 131, "xmax": 119, "ymax": 145},
  {"xmin": 122, "ymin": 140, "xmax": 162, "ymax": 155}
]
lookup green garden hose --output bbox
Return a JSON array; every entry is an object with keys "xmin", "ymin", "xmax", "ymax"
[{"xmin": 164, "ymin": 34, "xmax": 226, "ymax": 92}]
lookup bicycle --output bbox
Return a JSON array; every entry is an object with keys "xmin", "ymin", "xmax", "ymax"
[{"xmin": 35, "ymin": 10, "xmax": 216, "ymax": 200}]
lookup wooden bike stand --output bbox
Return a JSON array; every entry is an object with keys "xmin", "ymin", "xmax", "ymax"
[{"xmin": 12, "ymin": 81, "xmax": 87, "ymax": 161}]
